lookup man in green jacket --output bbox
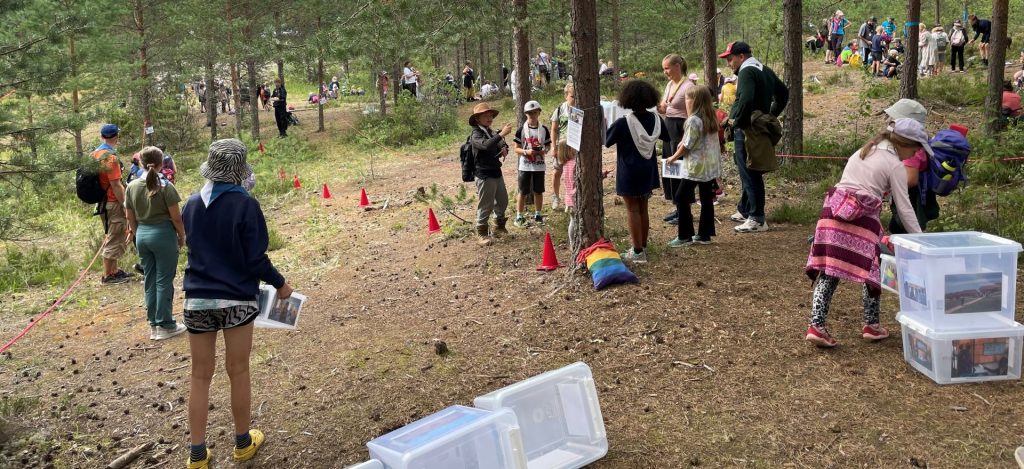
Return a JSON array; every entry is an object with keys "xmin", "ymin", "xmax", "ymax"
[{"xmin": 719, "ymin": 41, "xmax": 789, "ymax": 233}]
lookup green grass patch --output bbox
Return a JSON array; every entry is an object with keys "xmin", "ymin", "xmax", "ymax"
[
  {"xmin": 918, "ymin": 73, "xmax": 987, "ymax": 108},
  {"xmin": 861, "ymin": 78, "xmax": 898, "ymax": 100},
  {"xmin": 0, "ymin": 247, "xmax": 77, "ymax": 294},
  {"xmin": 267, "ymin": 227, "xmax": 287, "ymax": 251}
]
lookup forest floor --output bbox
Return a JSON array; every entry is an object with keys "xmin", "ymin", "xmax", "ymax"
[{"xmin": 3, "ymin": 60, "xmax": 1023, "ymax": 469}]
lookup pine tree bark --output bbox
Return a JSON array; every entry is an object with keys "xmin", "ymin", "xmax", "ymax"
[
  {"xmin": 901, "ymin": 0, "xmax": 921, "ymax": 99},
  {"xmin": 205, "ymin": 62, "xmax": 217, "ymax": 140},
  {"xmin": 513, "ymin": 0, "xmax": 531, "ymax": 127},
  {"xmin": 134, "ymin": 0, "xmax": 153, "ymax": 146},
  {"xmin": 497, "ymin": 36, "xmax": 505, "ymax": 93},
  {"xmin": 611, "ymin": 0, "xmax": 621, "ymax": 87},
  {"xmin": 935, "ymin": 0, "xmax": 941, "ymax": 26},
  {"xmin": 317, "ymin": 26, "xmax": 325, "ymax": 132},
  {"xmin": 782, "ymin": 0, "xmax": 803, "ymax": 156},
  {"xmin": 246, "ymin": 59, "xmax": 260, "ymax": 140},
  {"xmin": 701, "ymin": 0, "xmax": 717, "ymax": 92},
  {"xmin": 226, "ymin": 0, "xmax": 242, "ymax": 136},
  {"xmin": 568, "ymin": 0, "xmax": 603, "ymax": 258},
  {"xmin": 985, "ymin": 0, "xmax": 1009, "ymax": 135}
]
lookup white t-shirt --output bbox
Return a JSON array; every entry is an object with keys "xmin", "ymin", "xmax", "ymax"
[
  {"xmin": 402, "ymin": 67, "xmax": 418, "ymax": 85},
  {"xmin": 537, "ymin": 52, "xmax": 550, "ymax": 67},
  {"xmin": 514, "ymin": 123, "xmax": 551, "ymax": 172}
]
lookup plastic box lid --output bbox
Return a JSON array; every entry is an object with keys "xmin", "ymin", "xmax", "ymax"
[
  {"xmin": 897, "ymin": 312, "xmax": 1024, "ymax": 339},
  {"xmin": 891, "ymin": 231, "xmax": 1022, "ymax": 256},
  {"xmin": 344, "ymin": 461, "xmax": 383, "ymax": 469},
  {"xmin": 367, "ymin": 405, "xmax": 526, "ymax": 469},
  {"xmin": 474, "ymin": 362, "xmax": 607, "ymax": 469}
]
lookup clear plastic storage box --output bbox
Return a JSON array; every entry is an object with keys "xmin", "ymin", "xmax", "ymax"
[
  {"xmin": 473, "ymin": 362, "xmax": 607, "ymax": 469},
  {"xmin": 891, "ymin": 231, "xmax": 1022, "ymax": 330},
  {"xmin": 367, "ymin": 405, "xmax": 526, "ymax": 469},
  {"xmin": 345, "ymin": 461, "xmax": 383, "ymax": 469},
  {"xmin": 898, "ymin": 313, "xmax": 1024, "ymax": 384}
]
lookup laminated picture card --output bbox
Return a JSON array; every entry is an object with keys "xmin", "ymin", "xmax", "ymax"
[{"xmin": 256, "ymin": 284, "xmax": 306, "ymax": 330}]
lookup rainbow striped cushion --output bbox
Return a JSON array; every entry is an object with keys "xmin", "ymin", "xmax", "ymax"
[{"xmin": 577, "ymin": 239, "xmax": 638, "ymax": 290}]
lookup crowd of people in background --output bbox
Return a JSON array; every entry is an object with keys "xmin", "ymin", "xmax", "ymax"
[{"xmin": 810, "ymin": 10, "xmax": 1011, "ymax": 79}]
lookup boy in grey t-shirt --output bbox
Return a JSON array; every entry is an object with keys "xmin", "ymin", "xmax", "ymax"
[{"xmin": 512, "ymin": 100, "xmax": 552, "ymax": 227}]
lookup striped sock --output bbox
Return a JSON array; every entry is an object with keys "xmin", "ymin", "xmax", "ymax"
[
  {"xmin": 235, "ymin": 431, "xmax": 252, "ymax": 450},
  {"xmin": 189, "ymin": 443, "xmax": 207, "ymax": 462}
]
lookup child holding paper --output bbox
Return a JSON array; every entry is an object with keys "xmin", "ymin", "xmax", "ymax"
[
  {"xmin": 512, "ymin": 100, "xmax": 552, "ymax": 227},
  {"xmin": 665, "ymin": 85, "xmax": 721, "ymax": 246}
]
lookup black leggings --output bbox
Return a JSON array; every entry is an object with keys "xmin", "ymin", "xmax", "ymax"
[
  {"xmin": 809, "ymin": 273, "xmax": 881, "ymax": 327},
  {"xmin": 674, "ymin": 179, "xmax": 716, "ymax": 240},
  {"xmin": 274, "ymin": 107, "xmax": 288, "ymax": 136}
]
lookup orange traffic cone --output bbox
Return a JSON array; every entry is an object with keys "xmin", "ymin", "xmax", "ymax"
[
  {"xmin": 293, "ymin": 175, "xmax": 301, "ymax": 189},
  {"xmin": 537, "ymin": 232, "xmax": 561, "ymax": 271},
  {"xmin": 322, "ymin": 184, "xmax": 332, "ymax": 199},
  {"xmin": 278, "ymin": 167, "xmax": 286, "ymax": 179},
  {"xmin": 427, "ymin": 208, "xmax": 442, "ymax": 234},
  {"xmin": 358, "ymin": 188, "xmax": 371, "ymax": 209},
  {"xmin": 258, "ymin": 141, "xmax": 265, "ymax": 153}
]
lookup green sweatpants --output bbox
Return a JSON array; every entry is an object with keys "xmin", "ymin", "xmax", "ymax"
[{"xmin": 136, "ymin": 221, "xmax": 179, "ymax": 328}]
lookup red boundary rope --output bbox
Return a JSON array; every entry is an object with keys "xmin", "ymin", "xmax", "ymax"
[{"xmin": 0, "ymin": 243, "xmax": 105, "ymax": 354}]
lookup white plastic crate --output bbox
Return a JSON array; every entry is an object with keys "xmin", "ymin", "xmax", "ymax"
[
  {"xmin": 345, "ymin": 461, "xmax": 383, "ymax": 469},
  {"xmin": 473, "ymin": 362, "xmax": 607, "ymax": 469},
  {"xmin": 898, "ymin": 313, "xmax": 1024, "ymax": 384},
  {"xmin": 880, "ymin": 253, "xmax": 898, "ymax": 294},
  {"xmin": 367, "ymin": 405, "xmax": 526, "ymax": 469},
  {"xmin": 891, "ymin": 231, "xmax": 1021, "ymax": 330}
]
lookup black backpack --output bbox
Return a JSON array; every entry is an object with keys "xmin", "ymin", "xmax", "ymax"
[
  {"xmin": 459, "ymin": 135, "xmax": 475, "ymax": 182},
  {"xmin": 76, "ymin": 154, "xmax": 107, "ymax": 205}
]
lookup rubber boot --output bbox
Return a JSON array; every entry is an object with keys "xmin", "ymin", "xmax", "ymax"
[
  {"xmin": 476, "ymin": 224, "xmax": 493, "ymax": 246},
  {"xmin": 493, "ymin": 218, "xmax": 509, "ymax": 238}
]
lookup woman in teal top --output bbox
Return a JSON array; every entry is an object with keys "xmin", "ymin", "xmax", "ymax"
[{"xmin": 125, "ymin": 146, "xmax": 188, "ymax": 340}]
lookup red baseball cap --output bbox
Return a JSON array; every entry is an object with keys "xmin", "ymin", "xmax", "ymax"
[{"xmin": 718, "ymin": 41, "xmax": 752, "ymax": 59}]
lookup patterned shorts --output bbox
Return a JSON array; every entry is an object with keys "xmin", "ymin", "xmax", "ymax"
[{"xmin": 183, "ymin": 305, "xmax": 259, "ymax": 333}]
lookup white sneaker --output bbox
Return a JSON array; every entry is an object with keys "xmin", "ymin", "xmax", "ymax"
[
  {"xmin": 729, "ymin": 212, "xmax": 746, "ymax": 222},
  {"xmin": 734, "ymin": 219, "xmax": 769, "ymax": 233},
  {"xmin": 551, "ymin": 195, "xmax": 561, "ymax": 210},
  {"xmin": 149, "ymin": 326, "xmax": 157, "ymax": 340},
  {"xmin": 153, "ymin": 324, "xmax": 187, "ymax": 340}
]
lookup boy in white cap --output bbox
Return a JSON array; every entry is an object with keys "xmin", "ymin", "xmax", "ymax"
[{"xmin": 512, "ymin": 100, "xmax": 552, "ymax": 227}]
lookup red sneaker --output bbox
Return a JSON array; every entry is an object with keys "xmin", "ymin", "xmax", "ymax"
[
  {"xmin": 862, "ymin": 323, "xmax": 890, "ymax": 341},
  {"xmin": 805, "ymin": 325, "xmax": 837, "ymax": 348}
]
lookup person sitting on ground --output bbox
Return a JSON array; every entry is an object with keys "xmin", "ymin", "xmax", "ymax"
[
  {"xmin": 881, "ymin": 49, "xmax": 901, "ymax": 78},
  {"xmin": 605, "ymin": 80, "xmax": 669, "ymax": 263},
  {"xmin": 512, "ymin": 100, "xmax": 551, "ymax": 228},
  {"xmin": 1012, "ymin": 50, "xmax": 1024, "ymax": 88},
  {"xmin": 124, "ymin": 146, "xmax": 188, "ymax": 341},
  {"xmin": 839, "ymin": 42, "xmax": 855, "ymax": 64},
  {"xmin": 665, "ymin": 85, "xmax": 722, "ymax": 247},
  {"xmin": 182, "ymin": 139, "xmax": 293, "ymax": 469},
  {"xmin": 1002, "ymin": 80, "xmax": 1022, "ymax": 121},
  {"xmin": 804, "ymin": 118, "xmax": 929, "ymax": 348},
  {"xmin": 892, "ymin": 38, "xmax": 905, "ymax": 54},
  {"xmin": 468, "ymin": 103, "xmax": 513, "ymax": 245}
]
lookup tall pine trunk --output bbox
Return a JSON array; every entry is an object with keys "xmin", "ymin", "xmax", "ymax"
[
  {"xmin": 317, "ymin": 16, "xmax": 325, "ymax": 133},
  {"xmin": 782, "ymin": 0, "xmax": 803, "ymax": 155},
  {"xmin": 568, "ymin": 0, "xmax": 603, "ymax": 258},
  {"xmin": 901, "ymin": 0, "xmax": 921, "ymax": 99},
  {"xmin": 274, "ymin": 11, "xmax": 285, "ymax": 85},
  {"xmin": 611, "ymin": 0, "xmax": 621, "ymax": 87},
  {"xmin": 701, "ymin": 0, "xmax": 717, "ymax": 91},
  {"xmin": 497, "ymin": 36, "xmax": 505, "ymax": 93},
  {"xmin": 513, "ymin": 0, "xmax": 531, "ymax": 127},
  {"xmin": 205, "ymin": 62, "xmax": 217, "ymax": 140},
  {"xmin": 225, "ymin": 0, "xmax": 242, "ymax": 135},
  {"xmin": 985, "ymin": 0, "xmax": 1009, "ymax": 135},
  {"xmin": 246, "ymin": 59, "xmax": 260, "ymax": 141},
  {"xmin": 134, "ymin": 0, "xmax": 153, "ymax": 146}
]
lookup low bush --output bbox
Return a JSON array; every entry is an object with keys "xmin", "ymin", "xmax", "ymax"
[
  {"xmin": 354, "ymin": 93, "xmax": 459, "ymax": 146},
  {"xmin": 0, "ymin": 247, "xmax": 76, "ymax": 294}
]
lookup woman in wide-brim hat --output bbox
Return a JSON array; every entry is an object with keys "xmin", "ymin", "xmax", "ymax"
[
  {"xmin": 181, "ymin": 138, "xmax": 292, "ymax": 468},
  {"xmin": 468, "ymin": 102, "xmax": 500, "ymax": 126}
]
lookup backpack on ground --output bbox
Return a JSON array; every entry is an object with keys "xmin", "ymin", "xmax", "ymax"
[
  {"xmin": 76, "ymin": 152, "xmax": 108, "ymax": 205},
  {"xmin": 935, "ymin": 33, "xmax": 949, "ymax": 51},
  {"xmin": 459, "ymin": 135, "xmax": 475, "ymax": 182},
  {"xmin": 920, "ymin": 129, "xmax": 971, "ymax": 201}
]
